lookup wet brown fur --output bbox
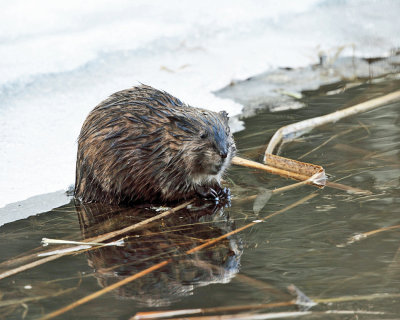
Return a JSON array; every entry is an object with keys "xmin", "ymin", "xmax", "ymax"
[{"xmin": 74, "ymin": 85, "xmax": 236, "ymax": 204}]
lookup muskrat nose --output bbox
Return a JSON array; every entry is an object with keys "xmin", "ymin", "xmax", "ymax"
[{"xmin": 220, "ymin": 151, "xmax": 228, "ymax": 159}]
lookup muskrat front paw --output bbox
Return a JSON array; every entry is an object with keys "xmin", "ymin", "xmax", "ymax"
[
  {"xmin": 218, "ymin": 187, "xmax": 231, "ymax": 201},
  {"xmin": 196, "ymin": 185, "xmax": 231, "ymax": 204}
]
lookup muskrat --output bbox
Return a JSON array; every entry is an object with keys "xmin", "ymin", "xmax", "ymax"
[{"xmin": 74, "ymin": 85, "xmax": 236, "ymax": 205}]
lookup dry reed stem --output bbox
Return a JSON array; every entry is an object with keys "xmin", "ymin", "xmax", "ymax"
[
  {"xmin": 133, "ymin": 301, "xmax": 296, "ymax": 319},
  {"xmin": 141, "ymin": 310, "xmax": 384, "ymax": 320},
  {"xmin": 41, "ymin": 193, "xmax": 318, "ymax": 319},
  {"xmin": 133, "ymin": 292, "xmax": 399, "ymax": 319},
  {"xmin": 232, "ymin": 156, "xmax": 325, "ymax": 187},
  {"xmin": 232, "ymin": 156, "xmax": 371, "ymax": 194},
  {"xmin": 314, "ymin": 292, "xmax": 400, "ymax": 304},
  {"xmin": 344, "ymin": 224, "xmax": 400, "ymax": 245},
  {"xmin": 0, "ymin": 200, "xmax": 193, "ymax": 281},
  {"xmin": 265, "ymin": 90, "xmax": 400, "ymax": 155}
]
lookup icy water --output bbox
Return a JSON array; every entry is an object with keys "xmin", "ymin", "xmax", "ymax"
[{"xmin": 0, "ymin": 78, "xmax": 399, "ymax": 319}]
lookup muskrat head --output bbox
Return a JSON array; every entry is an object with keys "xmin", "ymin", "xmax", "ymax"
[{"xmin": 175, "ymin": 110, "xmax": 236, "ymax": 186}]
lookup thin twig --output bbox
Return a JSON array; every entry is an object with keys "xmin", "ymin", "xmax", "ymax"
[
  {"xmin": 145, "ymin": 310, "xmax": 385, "ymax": 320},
  {"xmin": 133, "ymin": 292, "xmax": 399, "ymax": 319},
  {"xmin": 340, "ymin": 224, "xmax": 400, "ymax": 246},
  {"xmin": 132, "ymin": 301, "xmax": 296, "ymax": 319}
]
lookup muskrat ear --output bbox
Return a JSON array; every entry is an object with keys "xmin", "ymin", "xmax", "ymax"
[
  {"xmin": 167, "ymin": 114, "xmax": 197, "ymax": 134},
  {"xmin": 219, "ymin": 111, "xmax": 229, "ymax": 122}
]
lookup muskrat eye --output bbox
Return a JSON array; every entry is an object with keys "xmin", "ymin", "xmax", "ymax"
[{"xmin": 200, "ymin": 131, "xmax": 208, "ymax": 139}]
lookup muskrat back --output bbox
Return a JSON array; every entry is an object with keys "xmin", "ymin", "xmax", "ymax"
[{"xmin": 74, "ymin": 85, "xmax": 236, "ymax": 205}]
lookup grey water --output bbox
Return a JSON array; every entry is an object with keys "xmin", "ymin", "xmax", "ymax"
[{"xmin": 0, "ymin": 77, "xmax": 399, "ymax": 319}]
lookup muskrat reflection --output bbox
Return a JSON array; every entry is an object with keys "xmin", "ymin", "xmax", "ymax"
[{"xmin": 75, "ymin": 201, "xmax": 242, "ymax": 306}]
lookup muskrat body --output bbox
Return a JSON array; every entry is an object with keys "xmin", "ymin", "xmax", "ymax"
[{"xmin": 74, "ymin": 85, "xmax": 236, "ymax": 205}]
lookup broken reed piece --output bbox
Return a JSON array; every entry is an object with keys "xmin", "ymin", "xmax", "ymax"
[
  {"xmin": 338, "ymin": 224, "xmax": 400, "ymax": 247},
  {"xmin": 232, "ymin": 155, "xmax": 326, "ymax": 188},
  {"xmin": 265, "ymin": 90, "xmax": 400, "ymax": 156}
]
